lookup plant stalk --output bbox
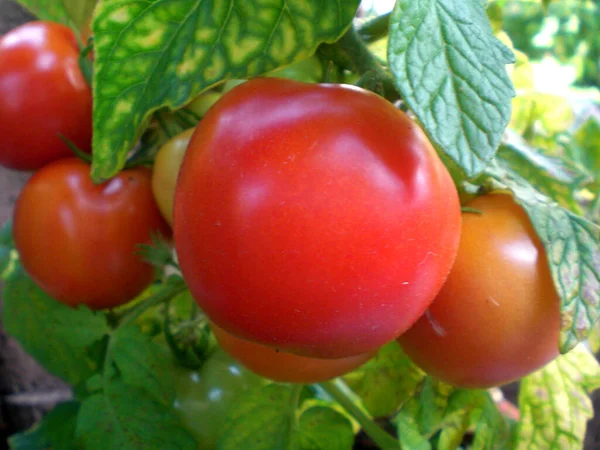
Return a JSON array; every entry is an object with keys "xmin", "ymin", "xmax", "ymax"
[
  {"xmin": 317, "ymin": 27, "xmax": 399, "ymax": 102},
  {"xmin": 319, "ymin": 379, "xmax": 400, "ymax": 449}
]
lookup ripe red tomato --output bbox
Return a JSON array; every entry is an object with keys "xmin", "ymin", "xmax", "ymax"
[
  {"xmin": 0, "ymin": 21, "xmax": 92, "ymax": 171},
  {"xmin": 398, "ymin": 194, "xmax": 561, "ymax": 388},
  {"xmin": 211, "ymin": 323, "xmax": 375, "ymax": 383},
  {"xmin": 174, "ymin": 78, "xmax": 461, "ymax": 359},
  {"xmin": 13, "ymin": 158, "xmax": 170, "ymax": 309}
]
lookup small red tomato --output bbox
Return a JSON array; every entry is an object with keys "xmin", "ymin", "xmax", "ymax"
[
  {"xmin": 13, "ymin": 158, "xmax": 170, "ymax": 309},
  {"xmin": 398, "ymin": 194, "xmax": 561, "ymax": 388},
  {"xmin": 0, "ymin": 22, "xmax": 92, "ymax": 170},
  {"xmin": 174, "ymin": 78, "xmax": 461, "ymax": 359},
  {"xmin": 211, "ymin": 323, "xmax": 375, "ymax": 383}
]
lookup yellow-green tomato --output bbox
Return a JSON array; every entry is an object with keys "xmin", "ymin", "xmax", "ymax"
[
  {"xmin": 187, "ymin": 91, "xmax": 222, "ymax": 118},
  {"xmin": 173, "ymin": 349, "xmax": 264, "ymax": 449},
  {"xmin": 152, "ymin": 128, "xmax": 195, "ymax": 225},
  {"xmin": 221, "ymin": 56, "xmax": 323, "ymax": 94}
]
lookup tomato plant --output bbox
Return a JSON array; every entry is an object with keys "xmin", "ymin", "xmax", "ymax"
[
  {"xmin": 174, "ymin": 78, "xmax": 461, "ymax": 359},
  {"xmin": 152, "ymin": 128, "xmax": 195, "ymax": 226},
  {"xmin": 0, "ymin": 21, "xmax": 92, "ymax": 171},
  {"xmin": 398, "ymin": 193, "xmax": 561, "ymax": 388},
  {"xmin": 3, "ymin": 1, "xmax": 600, "ymax": 449},
  {"xmin": 211, "ymin": 323, "xmax": 374, "ymax": 383},
  {"xmin": 172, "ymin": 349, "xmax": 264, "ymax": 450},
  {"xmin": 12, "ymin": 158, "xmax": 170, "ymax": 309}
]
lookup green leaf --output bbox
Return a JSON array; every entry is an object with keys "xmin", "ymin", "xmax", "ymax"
[
  {"xmin": 110, "ymin": 325, "xmax": 175, "ymax": 406},
  {"xmin": 0, "ymin": 219, "xmax": 16, "ymax": 280},
  {"xmin": 497, "ymin": 130, "xmax": 591, "ymax": 214},
  {"xmin": 485, "ymin": 164, "xmax": 600, "ymax": 352},
  {"xmin": 394, "ymin": 410, "xmax": 431, "ymax": 450},
  {"xmin": 510, "ymin": 92, "xmax": 574, "ymax": 137},
  {"xmin": 2, "ymin": 265, "xmax": 109, "ymax": 385},
  {"xmin": 344, "ymin": 342, "xmax": 425, "ymax": 417},
  {"xmin": 471, "ymin": 395, "xmax": 513, "ymax": 450},
  {"xmin": 90, "ymin": 0, "xmax": 360, "ymax": 181},
  {"xmin": 218, "ymin": 384, "xmax": 298, "ymax": 450},
  {"xmin": 515, "ymin": 345, "xmax": 600, "ymax": 449},
  {"xmin": 0, "ymin": 219, "xmax": 13, "ymax": 247},
  {"xmin": 388, "ymin": 0, "xmax": 515, "ymax": 178},
  {"xmin": 76, "ymin": 382, "xmax": 196, "ymax": 450},
  {"xmin": 290, "ymin": 406, "xmax": 354, "ymax": 450},
  {"xmin": 13, "ymin": 0, "xmax": 97, "ymax": 32},
  {"xmin": 568, "ymin": 117, "xmax": 600, "ymax": 179},
  {"xmin": 9, "ymin": 401, "xmax": 82, "ymax": 450},
  {"xmin": 437, "ymin": 390, "xmax": 490, "ymax": 450},
  {"xmin": 393, "ymin": 379, "xmax": 490, "ymax": 450}
]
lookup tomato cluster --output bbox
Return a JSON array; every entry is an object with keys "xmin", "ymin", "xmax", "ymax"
[{"xmin": 2, "ymin": 19, "xmax": 562, "ymax": 398}]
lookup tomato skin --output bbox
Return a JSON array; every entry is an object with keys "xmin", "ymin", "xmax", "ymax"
[
  {"xmin": 0, "ymin": 22, "xmax": 92, "ymax": 171},
  {"xmin": 174, "ymin": 78, "xmax": 461, "ymax": 359},
  {"xmin": 13, "ymin": 158, "xmax": 170, "ymax": 309},
  {"xmin": 211, "ymin": 323, "xmax": 375, "ymax": 383},
  {"xmin": 172, "ymin": 349, "xmax": 264, "ymax": 450},
  {"xmin": 152, "ymin": 128, "xmax": 195, "ymax": 226},
  {"xmin": 398, "ymin": 194, "xmax": 561, "ymax": 388}
]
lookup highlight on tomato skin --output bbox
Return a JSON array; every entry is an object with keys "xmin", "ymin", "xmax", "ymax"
[
  {"xmin": 211, "ymin": 323, "xmax": 376, "ymax": 384},
  {"xmin": 174, "ymin": 77, "xmax": 462, "ymax": 360},
  {"xmin": 0, "ymin": 21, "xmax": 92, "ymax": 171},
  {"xmin": 12, "ymin": 158, "xmax": 171, "ymax": 310},
  {"xmin": 398, "ymin": 193, "xmax": 561, "ymax": 389}
]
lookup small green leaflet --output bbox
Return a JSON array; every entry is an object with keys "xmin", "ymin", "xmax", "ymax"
[
  {"xmin": 515, "ymin": 345, "xmax": 600, "ymax": 449},
  {"xmin": 344, "ymin": 342, "xmax": 425, "ymax": 417},
  {"xmin": 470, "ymin": 394, "xmax": 513, "ymax": 450},
  {"xmin": 217, "ymin": 384, "xmax": 297, "ymax": 450},
  {"xmin": 109, "ymin": 325, "xmax": 176, "ymax": 406},
  {"xmin": 217, "ymin": 384, "xmax": 353, "ymax": 450},
  {"xmin": 388, "ymin": 0, "xmax": 515, "ymax": 178},
  {"xmin": 9, "ymin": 401, "xmax": 82, "ymax": 450},
  {"xmin": 0, "ymin": 219, "xmax": 17, "ymax": 280},
  {"xmin": 76, "ymin": 382, "xmax": 197, "ymax": 450},
  {"xmin": 568, "ymin": 117, "xmax": 600, "ymax": 179},
  {"xmin": 485, "ymin": 163, "xmax": 600, "ymax": 352},
  {"xmin": 2, "ymin": 265, "xmax": 109, "ymax": 385},
  {"xmin": 290, "ymin": 406, "xmax": 354, "ymax": 450},
  {"xmin": 497, "ymin": 129, "xmax": 592, "ymax": 214},
  {"xmin": 393, "ymin": 378, "xmax": 508, "ymax": 450},
  {"xmin": 90, "ymin": 0, "xmax": 360, "ymax": 181},
  {"xmin": 13, "ymin": 0, "xmax": 97, "ymax": 32}
]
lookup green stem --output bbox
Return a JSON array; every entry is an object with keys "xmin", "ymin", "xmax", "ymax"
[
  {"xmin": 118, "ymin": 279, "xmax": 187, "ymax": 329},
  {"xmin": 320, "ymin": 379, "xmax": 400, "ymax": 449},
  {"xmin": 317, "ymin": 27, "xmax": 398, "ymax": 102},
  {"xmin": 357, "ymin": 12, "xmax": 391, "ymax": 43},
  {"xmin": 102, "ymin": 280, "xmax": 188, "ymax": 391},
  {"xmin": 461, "ymin": 206, "xmax": 483, "ymax": 215}
]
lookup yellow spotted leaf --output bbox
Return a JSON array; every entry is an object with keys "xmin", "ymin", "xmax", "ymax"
[{"xmin": 91, "ymin": 0, "xmax": 360, "ymax": 181}]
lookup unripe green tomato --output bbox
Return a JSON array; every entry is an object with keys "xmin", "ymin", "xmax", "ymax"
[
  {"xmin": 267, "ymin": 55, "xmax": 323, "ymax": 83},
  {"xmin": 172, "ymin": 349, "xmax": 265, "ymax": 449},
  {"xmin": 186, "ymin": 91, "xmax": 222, "ymax": 118},
  {"xmin": 152, "ymin": 128, "xmax": 195, "ymax": 225},
  {"xmin": 221, "ymin": 55, "xmax": 323, "ymax": 93}
]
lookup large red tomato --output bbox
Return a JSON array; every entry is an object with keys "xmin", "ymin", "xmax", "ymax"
[
  {"xmin": 174, "ymin": 78, "xmax": 461, "ymax": 359},
  {"xmin": 398, "ymin": 194, "xmax": 561, "ymax": 388},
  {"xmin": 13, "ymin": 158, "xmax": 170, "ymax": 309},
  {"xmin": 0, "ymin": 21, "xmax": 92, "ymax": 170},
  {"xmin": 211, "ymin": 323, "xmax": 375, "ymax": 383}
]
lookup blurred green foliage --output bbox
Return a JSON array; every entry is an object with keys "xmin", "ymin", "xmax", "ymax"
[{"xmin": 502, "ymin": 0, "xmax": 600, "ymax": 87}]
